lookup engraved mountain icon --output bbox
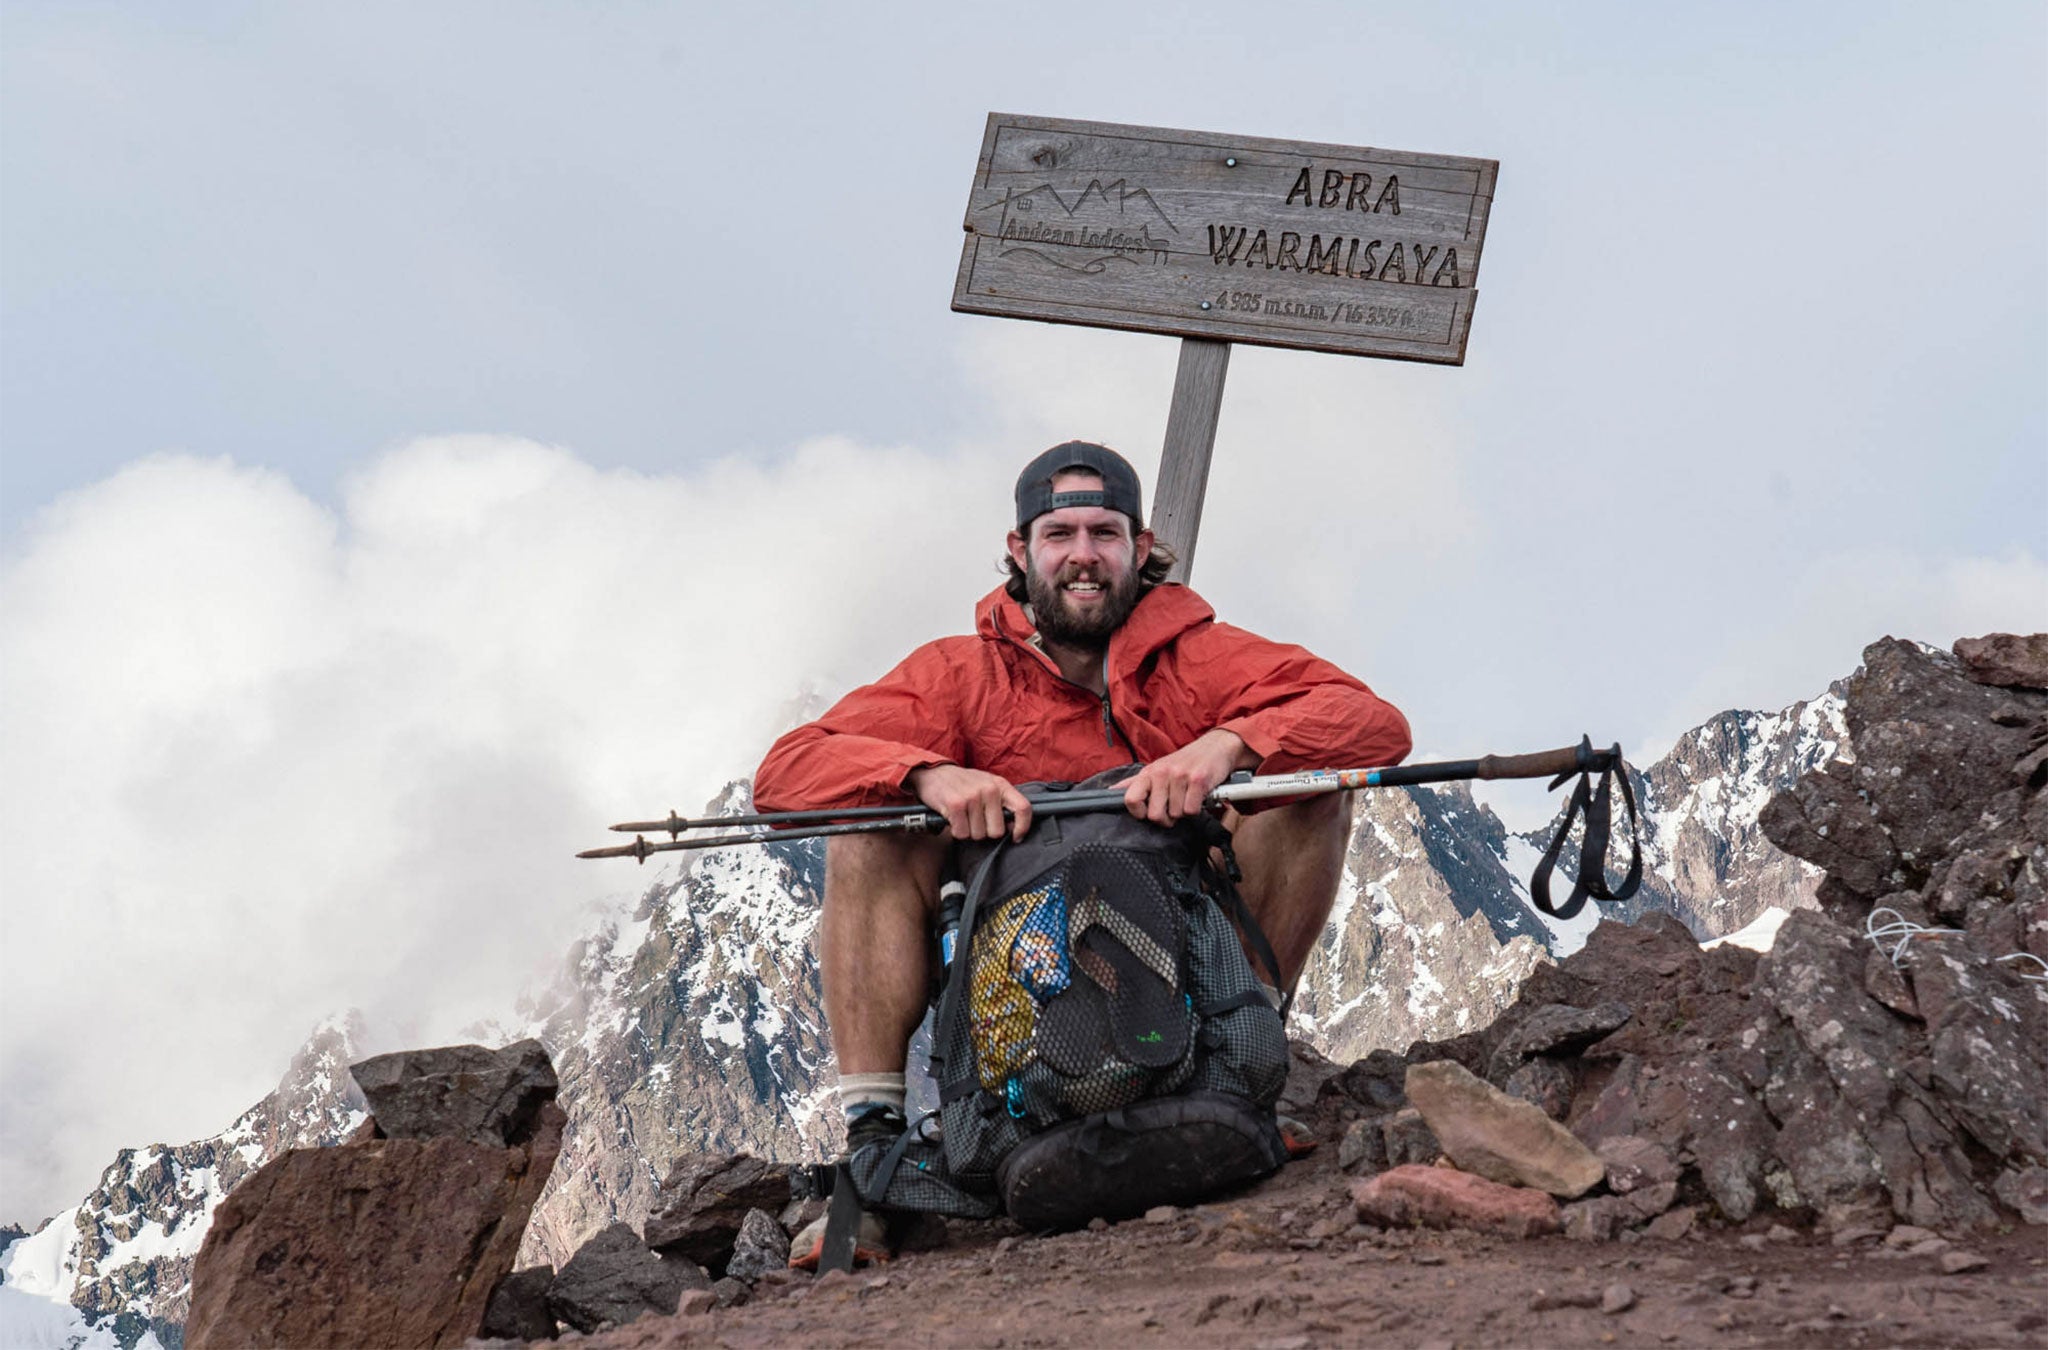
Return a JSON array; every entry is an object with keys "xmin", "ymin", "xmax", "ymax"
[{"xmin": 979, "ymin": 177, "xmax": 1180, "ymax": 234}]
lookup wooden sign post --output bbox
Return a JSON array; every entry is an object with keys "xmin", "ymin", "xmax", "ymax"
[{"xmin": 952, "ymin": 114, "xmax": 1497, "ymax": 580}]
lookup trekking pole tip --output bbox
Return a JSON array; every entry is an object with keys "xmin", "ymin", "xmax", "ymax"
[{"xmin": 607, "ymin": 811, "xmax": 690, "ymax": 835}]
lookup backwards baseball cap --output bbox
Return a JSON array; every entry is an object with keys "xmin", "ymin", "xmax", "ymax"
[{"xmin": 1014, "ymin": 440, "xmax": 1145, "ymax": 531}]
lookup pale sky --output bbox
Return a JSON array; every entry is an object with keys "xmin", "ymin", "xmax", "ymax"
[{"xmin": 2, "ymin": 1, "xmax": 2043, "ymax": 1224}]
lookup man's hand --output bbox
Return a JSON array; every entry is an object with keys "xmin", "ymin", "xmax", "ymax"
[
  {"xmin": 907, "ymin": 764, "xmax": 1034, "ymax": 842},
  {"xmin": 1124, "ymin": 729, "xmax": 1260, "ymax": 825}
]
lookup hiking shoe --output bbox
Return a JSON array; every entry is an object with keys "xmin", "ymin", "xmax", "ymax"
[
  {"xmin": 1277, "ymin": 1112, "xmax": 1318, "ymax": 1160},
  {"xmin": 845, "ymin": 1103, "xmax": 907, "ymax": 1153},
  {"xmin": 788, "ymin": 1207, "xmax": 891, "ymax": 1272},
  {"xmin": 786, "ymin": 1105, "xmax": 907, "ymax": 1272}
]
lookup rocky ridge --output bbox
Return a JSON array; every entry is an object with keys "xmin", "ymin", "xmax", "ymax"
[
  {"xmin": 1311, "ymin": 636, "xmax": 2048, "ymax": 1240},
  {"xmin": 3, "ymin": 685, "xmax": 1844, "ymax": 1344}
]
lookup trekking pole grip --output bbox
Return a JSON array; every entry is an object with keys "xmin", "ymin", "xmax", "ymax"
[{"xmin": 1473, "ymin": 743, "xmax": 1591, "ymax": 781}]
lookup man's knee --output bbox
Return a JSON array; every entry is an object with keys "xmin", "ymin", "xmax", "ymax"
[
  {"xmin": 823, "ymin": 831, "xmax": 948, "ymax": 913},
  {"xmin": 1231, "ymin": 791, "xmax": 1352, "ymax": 851},
  {"xmin": 1282, "ymin": 789, "xmax": 1351, "ymax": 835},
  {"xmin": 1231, "ymin": 794, "xmax": 1352, "ymax": 911}
]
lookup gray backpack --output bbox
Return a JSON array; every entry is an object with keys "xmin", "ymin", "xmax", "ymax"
[{"xmin": 843, "ymin": 769, "xmax": 1291, "ymax": 1231}]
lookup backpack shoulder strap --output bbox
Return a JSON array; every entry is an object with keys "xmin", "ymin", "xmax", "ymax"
[{"xmin": 1191, "ymin": 814, "xmax": 1290, "ymax": 1019}]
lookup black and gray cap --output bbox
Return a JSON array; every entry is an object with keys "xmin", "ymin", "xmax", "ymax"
[{"xmin": 1014, "ymin": 440, "xmax": 1145, "ymax": 531}]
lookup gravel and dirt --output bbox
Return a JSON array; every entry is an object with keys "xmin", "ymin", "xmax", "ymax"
[{"xmin": 564, "ymin": 1140, "xmax": 2046, "ymax": 1349}]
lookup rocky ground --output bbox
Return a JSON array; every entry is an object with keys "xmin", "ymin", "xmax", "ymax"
[{"xmin": 556, "ymin": 1138, "xmax": 2046, "ymax": 1350}]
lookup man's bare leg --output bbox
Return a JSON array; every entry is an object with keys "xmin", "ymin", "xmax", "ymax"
[
  {"xmin": 1226, "ymin": 792, "xmax": 1354, "ymax": 993},
  {"xmin": 820, "ymin": 831, "xmax": 948, "ymax": 1074}
]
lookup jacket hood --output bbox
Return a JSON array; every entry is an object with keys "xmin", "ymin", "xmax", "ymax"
[{"xmin": 975, "ymin": 582, "xmax": 1215, "ymax": 669}]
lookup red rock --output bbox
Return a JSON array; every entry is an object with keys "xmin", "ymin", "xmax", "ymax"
[
  {"xmin": 1351, "ymin": 1164, "xmax": 1562, "ymax": 1239},
  {"xmin": 1952, "ymin": 633, "xmax": 2048, "ymax": 689},
  {"xmin": 185, "ymin": 1102, "xmax": 562, "ymax": 1349}
]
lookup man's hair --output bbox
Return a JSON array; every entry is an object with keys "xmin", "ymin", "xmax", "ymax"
[{"xmin": 1002, "ymin": 539, "xmax": 1177, "ymax": 603}]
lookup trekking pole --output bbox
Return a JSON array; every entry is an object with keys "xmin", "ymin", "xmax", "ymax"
[
  {"xmin": 575, "ymin": 812, "xmax": 947, "ymax": 861},
  {"xmin": 1207, "ymin": 736, "xmax": 1622, "ymax": 802},
  {"xmin": 576, "ymin": 785, "xmax": 1170, "ymax": 859},
  {"xmin": 1196, "ymin": 736, "xmax": 1641, "ymax": 920},
  {"xmin": 579, "ymin": 734, "xmax": 1635, "ymax": 893}
]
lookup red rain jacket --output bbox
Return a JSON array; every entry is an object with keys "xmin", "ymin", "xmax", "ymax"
[{"xmin": 754, "ymin": 583, "xmax": 1411, "ymax": 811}]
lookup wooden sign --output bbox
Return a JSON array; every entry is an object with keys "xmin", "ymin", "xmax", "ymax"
[{"xmin": 952, "ymin": 114, "xmax": 1497, "ymax": 365}]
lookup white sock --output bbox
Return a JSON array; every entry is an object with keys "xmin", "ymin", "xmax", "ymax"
[{"xmin": 838, "ymin": 1071, "xmax": 905, "ymax": 1122}]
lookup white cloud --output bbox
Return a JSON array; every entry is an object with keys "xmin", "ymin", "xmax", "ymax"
[
  {"xmin": 0, "ymin": 326, "xmax": 1481, "ymax": 1223},
  {"xmin": 1653, "ymin": 546, "xmax": 2048, "ymax": 738},
  {"xmin": 0, "ymin": 432, "xmax": 1015, "ymax": 1223},
  {"xmin": 1471, "ymin": 548, "xmax": 2048, "ymax": 834}
]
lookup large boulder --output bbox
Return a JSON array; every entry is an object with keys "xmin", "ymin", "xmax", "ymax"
[
  {"xmin": 349, "ymin": 1039, "xmax": 558, "ymax": 1148},
  {"xmin": 1953, "ymin": 633, "xmax": 2048, "ymax": 690},
  {"xmin": 1753, "ymin": 909, "xmax": 2000, "ymax": 1229},
  {"xmin": 1760, "ymin": 638, "xmax": 2040, "ymax": 921},
  {"xmin": 479, "ymin": 1265, "xmax": 557, "ymax": 1342},
  {"xmin": 644, "ymin": 1153, "xmax": 795, "ymax": 1271},
  {"xmin": 1404, "ymin": 1059, "xmax": 1604, "ymax": 1198},
  {"xmin": 1754, "ymin": 637, "xmax": 2048, "ymax": 1228},
  {"xmin": 546, "ymin": 1222, "xmax": 707, "ymax": 1334},
  {"xmin": 185, "ymin": 1100, "xmax": 564, "ymax": 1349}
]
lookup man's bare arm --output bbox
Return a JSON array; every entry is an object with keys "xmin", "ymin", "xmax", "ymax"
[
  {"xmin": 907, "ymin": 764, "xmax": 1035, "ymax": 842},
  {"xmin": 1122, "ymin": 729, "xmax": 1261, "ymax": 826}
]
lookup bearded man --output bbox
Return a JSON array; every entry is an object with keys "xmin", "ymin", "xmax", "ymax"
[{"xmin": 754, "ymin": 440, "xmax": 1411, "ymax": 1264}]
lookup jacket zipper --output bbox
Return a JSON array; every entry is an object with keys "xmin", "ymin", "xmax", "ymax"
[
  {"xmin": 1099, "ymin": 692, "xmax": 1138, "ymax": 761},
  {"xmin": 1008, "ymin": 632, "xmax": 1140, "ymax": 763}
]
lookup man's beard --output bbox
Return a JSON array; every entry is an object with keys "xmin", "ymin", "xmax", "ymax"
[{"xmin": 1024, "ymin": 558, "xmax": 1143, "ymax": 649}]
